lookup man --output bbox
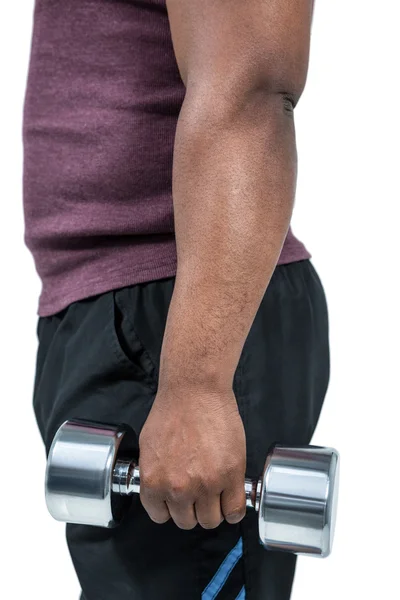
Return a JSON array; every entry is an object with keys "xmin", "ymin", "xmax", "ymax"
[{"xmin": 24, "ymin": 0, "xmax": 329, "ymax": 598}]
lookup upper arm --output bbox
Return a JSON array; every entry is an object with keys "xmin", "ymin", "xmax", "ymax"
[{"xmin": 166, "ymin": 0, "xmax": 315, "ymax": 107}]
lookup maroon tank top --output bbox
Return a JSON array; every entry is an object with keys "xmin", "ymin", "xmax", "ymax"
[{"xmin": 23, "ymin": 0, "xmax": 310, "ymax": 316}]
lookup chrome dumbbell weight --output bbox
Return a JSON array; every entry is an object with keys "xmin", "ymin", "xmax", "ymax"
[{"xmin": 46, "ymin": 419, "xmax": 340, "ymax": 558}]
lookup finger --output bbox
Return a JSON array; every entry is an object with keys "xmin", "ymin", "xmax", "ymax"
[
  {"xmin": 221, "ymin": 485, "xmax": 246, "ymax": 524},
  {"xmin": 194, "ymin": 494, "xmax": 223, "ymax": 529},
  {"xmin": 140, "ymin": 493, "xmax": 171, "ymax": 524},
  {"xmin": 166, "ymin": 501, "xmax": 198, "ymax": 530}
]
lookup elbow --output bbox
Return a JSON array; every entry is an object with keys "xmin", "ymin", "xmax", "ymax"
[
  {"xmin": 184, "ymin": 59, "xmax": 309, "ymax": 129},
  {"xmin": 242, "ymin": 38, "xmax": 311, "ymax": 111},
  {"xmin": 182, "ymin": 82, "xmax": 299, "ymax": 135},
  {"xmin": 253, "ymin": 60, "xmax": 309, "ymax": 111},
  {"xmin": 235, "ymin": 57, "xmax": 310, "ymax": 117}
]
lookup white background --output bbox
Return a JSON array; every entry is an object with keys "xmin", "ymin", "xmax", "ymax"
[{"xmin": 1, "ymin": 1, "xmax": 399, "ymax": 598}]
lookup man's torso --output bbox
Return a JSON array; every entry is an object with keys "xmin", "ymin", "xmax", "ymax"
[{"xmin": 23, "ymin": 0, "xmax": 310, "ymax": 316}]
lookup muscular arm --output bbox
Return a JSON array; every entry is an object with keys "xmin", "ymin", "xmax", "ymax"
[
  {"xmin": 161, "ymin": 0, "xmax": 314, "ymax": 389},
  {"xmin": 139, "ymin": 0, "xmax": 314, "ymax": 530}
]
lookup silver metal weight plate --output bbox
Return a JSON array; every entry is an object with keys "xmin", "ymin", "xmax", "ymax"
[
  {"xmin": 258, "ymin": 445, "xmax": 340, "ymax": 557},
  {"xmin": 45, "ymin": 419, "xmax": 135, "ymax": 528}
]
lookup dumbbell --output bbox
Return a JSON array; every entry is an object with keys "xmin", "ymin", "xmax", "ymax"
[{"xmin": 46, "ymin": 419, "xmax": 339, "ymax": 558}]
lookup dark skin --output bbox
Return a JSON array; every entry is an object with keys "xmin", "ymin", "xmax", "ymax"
[{"xmin": 139, "ymin": 0, "xmax": 315, "ymax": 530}]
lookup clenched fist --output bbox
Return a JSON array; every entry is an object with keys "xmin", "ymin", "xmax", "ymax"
[{"xmin": 138, "ymin": 385, "xmax": 246, "ymax": 530}]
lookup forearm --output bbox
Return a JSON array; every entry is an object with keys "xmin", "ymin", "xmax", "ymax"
[{"xmin": 159, "ymin": 91, "xmax": 297, "ymax": 393}]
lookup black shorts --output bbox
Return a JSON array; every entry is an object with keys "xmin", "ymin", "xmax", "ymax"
[{"xmin": 33, "ymin": 259, "xmax": 330, "ymax": 600}]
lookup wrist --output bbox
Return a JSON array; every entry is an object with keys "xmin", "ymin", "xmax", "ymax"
[
  {"xmin": 157, "ymin": 353, "xmax": 235, "ymax": 400},
  {"xmin": 158, "ymin": 366, "xmax": 234, "ymax": 398}
]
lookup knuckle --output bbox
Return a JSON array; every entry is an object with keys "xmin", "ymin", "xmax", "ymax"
[
  {"xmin": 165, "ymin": 479, "xmax": 191, "ymax": 502},
  {"xmin": 139, "ymin": 494, "xmax": 157, "ymax": 513},
  {"xmin": 198, "ymin": 472, "xmax": 224, "ymax": 494},
  {"xmin": 174, "ymin": 519, "xmax": 197, "ymax": 531},
  {"xmin": 204, "ymin": 477, "xmax": 223, "ymax": 493},
  {"xmin": 149, "ymin": 513, "xmax": 170, "ymax": 525},
  {"xmin": 140, "ymin": 474, "xmax": 162, "ymax": 495},
  {"xmin": 225, "ymin": 506, "xmax": 246, "ymax": 523}
]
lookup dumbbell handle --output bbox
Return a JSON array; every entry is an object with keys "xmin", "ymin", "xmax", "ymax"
[{"xmin": 112, "ymin": 459, "xmax": 262, "ymax": 511}]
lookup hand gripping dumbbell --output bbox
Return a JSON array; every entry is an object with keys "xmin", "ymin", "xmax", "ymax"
[{"xmin": 46, "ymin": 419, "xmax": 340, "ymax": 558}]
